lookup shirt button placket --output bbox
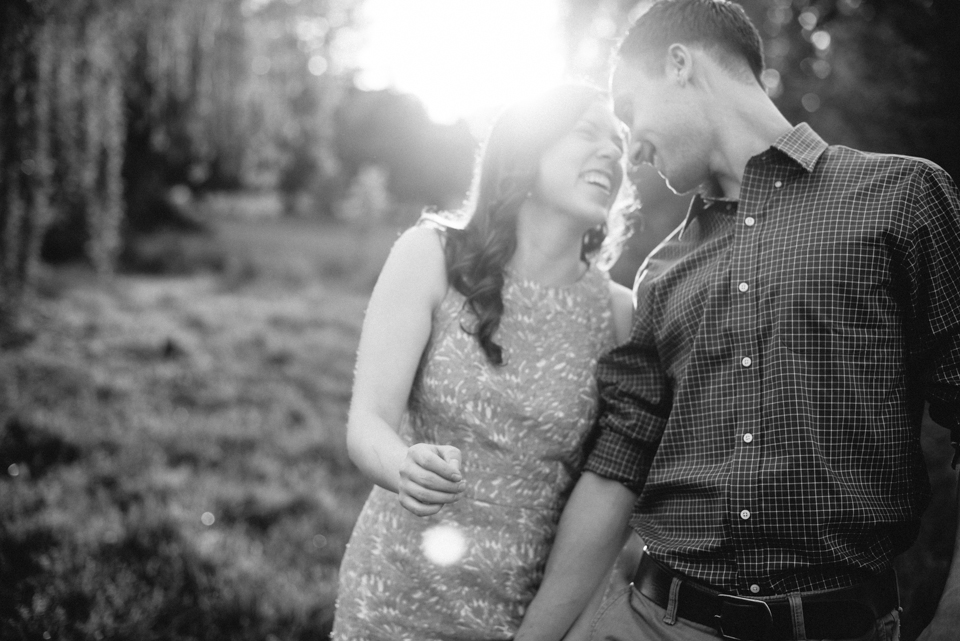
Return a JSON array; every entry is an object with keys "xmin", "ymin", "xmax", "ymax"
[{"xmin": 732, "ymin": 183, "xmax": 763, "ymax": 590}]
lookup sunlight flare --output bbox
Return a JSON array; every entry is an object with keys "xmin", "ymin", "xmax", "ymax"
[
  {"xmin": 422, "ymin": 523, "xmax": 468, "ymax": 566},
  {"xmin": 356, "ymin": 0, "xmax": 566, "ymax": 125}
]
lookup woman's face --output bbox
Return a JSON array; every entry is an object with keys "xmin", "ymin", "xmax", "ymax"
[{"xmin": 533, "ymin": 99, "xmax": 626, "ymax": 227}]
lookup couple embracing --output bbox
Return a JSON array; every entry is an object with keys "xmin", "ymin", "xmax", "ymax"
[{"xmin": 333, "ymin": 1, "xmax": 960, "ymax": 640}]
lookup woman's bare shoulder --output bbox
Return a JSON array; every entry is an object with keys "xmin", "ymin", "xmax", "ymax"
[{"xmin": 377, "ymin": 224, "xmax": 448, "ymax": 305}]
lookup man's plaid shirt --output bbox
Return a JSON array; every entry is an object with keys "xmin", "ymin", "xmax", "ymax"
[{"xmin": 585, "ymin": 124, "xmax": 960, "ymax": 596}]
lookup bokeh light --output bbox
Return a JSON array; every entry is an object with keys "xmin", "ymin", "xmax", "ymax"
[
  {"xmin": 839, "ymin": 0, "xmax": 863, "ymax": 14},
  {"xmin": 761, "ymin": 68, "xmax": 782, "ymax": 98},
  {"xmin": 308, "ymin": 54, "xmax": 328, "ymax": 76},
  {"xmin": 811, "ymin": 59, "xmax": 831, "ymax": 79},
  {"xmin": 356, "ymin": 0, "xmax": 566, "ymax": 125},
  {"xmin": 421, "ymin": 523, "xmax": 467, "ymax": 566},
  {"xmin": 798, "ymin": 9, "xmax": 819, "ymax": 31},
  {"xmin": 811, "ymin": 30, "xmax": 831, "ymax": 51},
  {"xmin": 801, "ymin": 92, "xmax": 821, "ymax": 113}
]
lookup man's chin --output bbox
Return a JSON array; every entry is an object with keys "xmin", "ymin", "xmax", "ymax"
[{"xmin": 663, "ymin": 175, "xmax": 699, "ymax": 196}]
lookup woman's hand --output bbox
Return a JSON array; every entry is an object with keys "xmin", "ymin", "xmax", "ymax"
[{"xmin": 398, "ymin": 444, "xmax": 465, "ymax": 516}]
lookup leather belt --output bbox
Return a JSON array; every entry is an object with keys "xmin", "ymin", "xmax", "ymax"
[{"xmin": 632, "ymin": 551, "xmax": 899, "ymax": 641}]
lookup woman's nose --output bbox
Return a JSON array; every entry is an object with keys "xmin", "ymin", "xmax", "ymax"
[{"xmin": 598, "ymin": 139, "xmax": 623, "ymax": 161}]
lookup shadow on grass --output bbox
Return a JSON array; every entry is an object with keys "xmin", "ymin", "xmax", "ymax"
[
  {"xmin": 0, "ymin": 519, "xmax": 333, "ymax": 640},
  {"xmin": 0, "ymin": 218, "xmax": 382, "ymax": 638},
  {"xmin": 216, "ymin": 493, "xmax": 316, "ymax": 535},
  {"xmin": 0, "ymin": 416, "xmax": 82, "ymax": 480}
]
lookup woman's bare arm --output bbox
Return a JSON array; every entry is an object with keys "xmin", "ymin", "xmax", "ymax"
[{"xmin": 346, "ymin": 226, "xmax": 464, "ymax": 515}]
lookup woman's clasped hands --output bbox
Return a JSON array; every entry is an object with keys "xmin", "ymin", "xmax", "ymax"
[{"xmin": 398, "ymin": 443, "xmax": 465, "ymax": 516}]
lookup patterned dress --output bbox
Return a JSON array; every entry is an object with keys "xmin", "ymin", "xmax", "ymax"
[{"xmin": 332, "ymin": 257, "xmax": 617, "ymax": 641}]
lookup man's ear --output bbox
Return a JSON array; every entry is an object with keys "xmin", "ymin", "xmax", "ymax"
[{"xmin": 665, "ymin": 43, "xmax": 693, "ymax": 86}]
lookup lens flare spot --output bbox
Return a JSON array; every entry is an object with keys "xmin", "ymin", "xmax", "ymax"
[{"xmin": 421, "ymin": 524, "xmax": 467, "ymax": 566}]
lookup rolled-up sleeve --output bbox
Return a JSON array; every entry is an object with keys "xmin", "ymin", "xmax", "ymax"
[
  {"xmin": 905, "ymin": 164, "xmax": 960, "ymax": 459},
  {"xmin": 584, "ymin": 265, "xmax": 673, "ymax": 493}
]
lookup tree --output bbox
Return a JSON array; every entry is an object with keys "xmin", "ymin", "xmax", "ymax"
[
  {"xmin": 1, "ymin": 0, "xmax": 126, "ymax": 344},
  {"xmin": 740, "ymin": 0, "xmax": 959, "ymax": 180},
  {"xmin": 0, "ymin": 0, "xmax": 365, "ymax": 345},
  {"xmin": 333, "ymin": 87, "xmax": 476, "ymax": 214}
]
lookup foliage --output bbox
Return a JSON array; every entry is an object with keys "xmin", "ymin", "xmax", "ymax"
[
  {"xmin": 336, "ymin": 165, "xmax": 392, "ymax": 223},
  {"xmin": 333, "ymin": 87, "xmax": 477, "ymax": 212},
  {"xmin": 1, "ymin": 217, "xmax": 402, "ymax": 639},
  {"xmin": 1, "ymin": 0, "xmax": 58, "ymax": 344},
  {"xmin": 0, "ymin": 0, "xmax": 370, "ymax": 345},
  {"xmin": 222, "ymin": 0, "xmax": 356, "ymax": 216},
  {"xmin": 739, "ymin": 0, "xmax": 960, "ymax": 180},
  {"xmin": 119, "ymin": 0, "xmax": 252, "ymax": 231}
]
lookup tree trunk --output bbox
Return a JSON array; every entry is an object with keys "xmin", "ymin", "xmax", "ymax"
[{"xmin": 1, "ymin": 3, "xmax": 54, "ymax": 347}]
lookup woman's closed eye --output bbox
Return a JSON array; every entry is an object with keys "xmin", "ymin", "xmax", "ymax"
[{"xmin": 575, "ymin": 124, "xmax": 599, "ymax": 140}]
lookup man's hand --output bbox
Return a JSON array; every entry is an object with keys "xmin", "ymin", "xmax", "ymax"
[{"xmin": 398, "ymin": 443, "xmax": 465, "ymax": 516}]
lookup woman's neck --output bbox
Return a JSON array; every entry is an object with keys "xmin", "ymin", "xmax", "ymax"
[{"xmin": 510, "ymin": 202, "xmax": 588, "ymax": 287}]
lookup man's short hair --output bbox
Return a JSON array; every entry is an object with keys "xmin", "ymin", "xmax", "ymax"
[{"xmin": 618, "ymin": 0, "xmax": 765, "ymax": 85}]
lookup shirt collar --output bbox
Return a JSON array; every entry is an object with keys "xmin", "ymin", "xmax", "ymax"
[
  {"xmin": 679, "ymin": 123, "xmax": 828, "ymax": 236},
  {"xmin": 772, "ymin": 122, "xmax": 828, "ymax": 173}
]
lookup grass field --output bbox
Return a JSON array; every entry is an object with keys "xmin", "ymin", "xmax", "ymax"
[
  {"xmin": 1, "ymin": 212, "xmax": 956, "ymax": 640},
  {"xmin": 1, "ymin": 217, "xmax": 400, "ymax": 640}
]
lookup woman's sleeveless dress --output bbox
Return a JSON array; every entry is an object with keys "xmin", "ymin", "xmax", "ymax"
[{"xmin": 332, "ymin": 260, "xmax": 617, "ymax": 641}]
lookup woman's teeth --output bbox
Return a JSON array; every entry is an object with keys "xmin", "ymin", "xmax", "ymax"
[{"xmin": 583, "ymin": 171, "xmax": 611, "ymax": 192}]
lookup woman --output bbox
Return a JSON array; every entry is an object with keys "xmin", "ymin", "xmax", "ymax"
[{"xmin": 332, "ymin": 83, "xmax": 638, "ymax": 640}]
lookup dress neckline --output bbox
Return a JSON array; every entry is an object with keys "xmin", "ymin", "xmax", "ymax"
[{"xmin": 505, "ymin": 262, "xmax": 599, "ymax": 293}]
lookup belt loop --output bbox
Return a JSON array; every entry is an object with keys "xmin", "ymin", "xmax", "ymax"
[
  {"xmin": 662, "ymin": 576, "xmax": 682, "ymax": 625},
  {"xmin": 787, "ymin": 592, "xmax": 806, "ymax": 641}
]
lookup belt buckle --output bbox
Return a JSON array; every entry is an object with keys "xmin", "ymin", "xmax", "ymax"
[{"xmin": 715, "ymin": 594, "xmax": 773, "ymax": 641}]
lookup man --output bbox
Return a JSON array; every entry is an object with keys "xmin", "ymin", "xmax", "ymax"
[{"xmin": 514, "ymin": 1, "xmax": 960, "ymax": 640}]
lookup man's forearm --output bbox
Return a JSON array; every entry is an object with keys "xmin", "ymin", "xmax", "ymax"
[{"xmin": 515, "ymin": 472, "xmax": 637, "ymax": 641}]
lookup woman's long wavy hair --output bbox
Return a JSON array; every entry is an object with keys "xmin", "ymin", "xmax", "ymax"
[{"xmin": 436, "ymin": 83, "xmax": 638, "ymax": 366}]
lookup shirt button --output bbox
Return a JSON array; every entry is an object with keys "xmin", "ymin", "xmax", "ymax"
[
  {"xmin": 774, "ymin": 180, "xmax": 783, "ymax": 188},
  {"xmin": 738, "ymin": 282, "xmax": 749, "ymax": 293},
  {"xmin": 740, "ymin": 509, "xmax": 751, "ymax": 520},
  {"xmin": 743, "ymin": 433, "xmax": 754, "ymax": 443},
  {"xmin": 741, "ymin": 356, "xmax": 752, "ymax": 367},
  {"xmin": 750, "ymin": 584, "xmax": 761, "ymax": 594},
  {"xmin": 744, "ymin": 216, "xmax": 756, "ymax": 227}
]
